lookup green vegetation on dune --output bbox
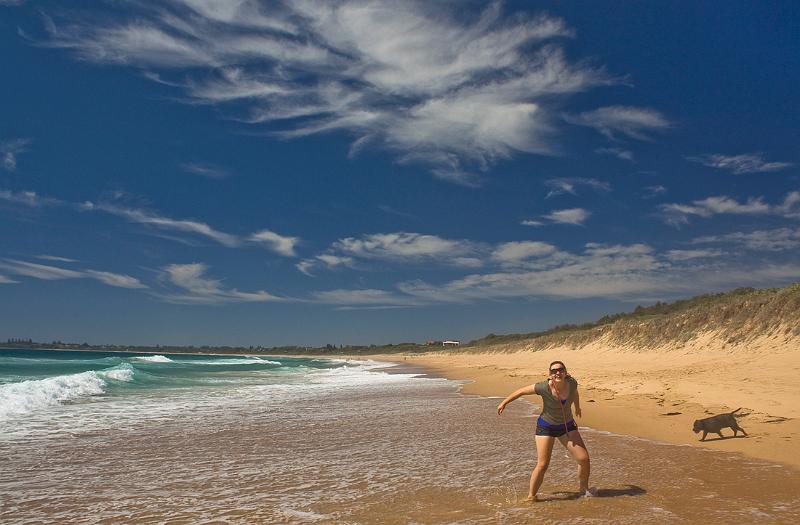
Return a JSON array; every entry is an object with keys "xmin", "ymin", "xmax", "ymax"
[{"xmin": 463, "ymin": 283, "xmax": 800, "ymax": 352}]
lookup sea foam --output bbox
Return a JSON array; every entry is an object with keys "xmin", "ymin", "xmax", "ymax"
[
  {"xmin": 0, "ymin": 363, "xmax": 134, "ymax": 420},
  {"xmin": 192, "ymin": 357, "xmax": 280, "ymax": 365},
  {"xmin": 131, "ymin": 355, "xmax": 172, "ymax": 362}
]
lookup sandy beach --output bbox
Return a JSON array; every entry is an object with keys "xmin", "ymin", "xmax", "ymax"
[
  {"xmin": 375, "ymin": 331, "xmax": 800, "ymax": 469},
  {"xmin": 5, "ymin": 348, "xmax": 800, "ymax": 523}
]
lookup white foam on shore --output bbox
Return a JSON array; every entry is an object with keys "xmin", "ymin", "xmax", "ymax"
[
  {"xmin": 131, "ymin": 355, "xmax": 172, "ymax": 362},
  {"xmin": 302, "ymin": 360, "xmax": 436, "ymax": 391},
  {"xmin": 192, "ymin": 357, "xmax": 281, "ymax": 365},
  {"xmin": 0, "ymin": 364, "xmax": 134, "ymax": 420}
]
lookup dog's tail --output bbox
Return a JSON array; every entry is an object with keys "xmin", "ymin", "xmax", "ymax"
[{"xmin": 730, "ymin": 407, "xmax": 742, "ymax": 414}]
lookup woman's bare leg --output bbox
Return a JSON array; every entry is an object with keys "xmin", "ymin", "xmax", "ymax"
[
  {"xmin": 526, "ymin": 435, "xmax": 555, "ymax": 501},
  {"xmin": 558, "ymin": 430, "xmax": 590, "ymax": 493}
]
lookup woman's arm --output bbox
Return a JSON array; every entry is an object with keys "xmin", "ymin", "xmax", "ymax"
[
  {"xmin": 497, "ymin": 385, "xmax": 536, "ymax": 415},
  {"xmin": 573, "ymin": 387, "xmax": 582, "ymax": 418}
]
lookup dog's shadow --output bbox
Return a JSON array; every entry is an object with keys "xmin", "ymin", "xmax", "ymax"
[
  {"xmin": 538, "ymin": 485, "xmax": 646, "ymax": 501},
  {"xmin": 701, "ymin": 434, "xmax": 749, "ymax": 442}
]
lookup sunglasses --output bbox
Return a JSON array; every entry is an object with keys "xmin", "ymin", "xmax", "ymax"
[{"xmin": 549, "ymin": 367, "xmax": 566, "ymax": 374}]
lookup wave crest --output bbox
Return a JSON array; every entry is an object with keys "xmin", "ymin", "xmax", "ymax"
[
  {"xmin": 131, "ymin": 355, "xmax": 173, "ymax": 363},
  {"xmin": 0, "ymin": 363, "xmax": 135, "ymax": 420}
]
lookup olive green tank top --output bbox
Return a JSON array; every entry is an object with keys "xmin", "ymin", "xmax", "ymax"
[{"xmin": 534, "ymin": 375, "xmax": 578, "ymax": 425}]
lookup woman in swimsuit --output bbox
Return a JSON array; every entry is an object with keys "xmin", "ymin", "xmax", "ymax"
[{"xmin": 497, "ymin": 360, "xmax": 595, "ymax": 501}]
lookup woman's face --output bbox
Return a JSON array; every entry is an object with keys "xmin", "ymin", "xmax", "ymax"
[{"xmin": 549, "ymin": 363, "xmax": 567, "ymax": 381}]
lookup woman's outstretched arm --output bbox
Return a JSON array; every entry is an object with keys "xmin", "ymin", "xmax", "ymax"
[{"xmin": 497, "ymin": 385, "xmax": 536, "ymax": 415}]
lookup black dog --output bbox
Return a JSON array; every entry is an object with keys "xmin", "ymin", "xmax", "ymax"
[{"xmin": 692, "ymin": 408, "xmax": 747, "ymax": 441}]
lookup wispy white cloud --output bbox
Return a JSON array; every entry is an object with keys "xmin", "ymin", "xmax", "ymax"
[
  {"xmin": 565, "ymin": 106, "xmax": 670, "ymax": 141},
  {"xmin": 544, "ymin": 177, "xmax": 611, "ymax": 198},
  {"xmin": 642, "ymin": 185, "xmax": 666, "ymax": 198},
  {"xmin": 3, "ymin": 187, "xmax": 303, "ymax": 256},
  {"xmin": 377, "ymin": 205, "xmax": 417, "ymax": 220},
  {"xmin": 0, "ymin": 259, "xmax": 146, "ymax": 288},
  {"xmin": 35, "ymin": 254, "xmax": 78, "ymax": 263},
  {"xmin": 659, "ymin": 191, "xmax": 800, "ymax": 225},
  {"xmin": 0, "ymin": 259, "xmax": 84, "ymax": 280},
  {"xmin": 686, "ymin": 153, "xmax": 793, "ymax": 174},
  {"xmin": 0, "ymin": 188, "xmax": 56, "ymax": 207},
  {"xmin": 397, "ymin": 242, "xmax": 663, "ymax": 302},
  {"xmin": 83, "ymin": 201, "xmax": 241, "ymax": 247},
  {"xmin": 83, "ymin": 270, "xmax": 148, "ymax": 289},
  {"xmin": 491, "ymin": 241, "xmax": 558, "ymax": 265},
  {"xmin": 298, "ymin": 231, "xmax": 481, "ymax": 275},
  {"xmin": 333, "ymin": 232, "xmax": 481, "ymax": 261},
  {"xmin": 521, "ymin": 219, "xmax": 544, "ymax": 227},
  {"xmin": 39, "ymin": 1, "xmax": 618, "ymax": 184},
  {"xmin": 159, "ymin": 262, "xmax": 280, "ymax": 304},
  {"xmin": 301, "ymin": 230, "xmax": 508, "ymax": 276},
  {"xmin": 664, "ymin": 249, "xmax": 725, "ymax": 261},
  {"xmin": 179, "ymin": 162, "xmax": 230, "ymax": 179},
  {"xmin": 545, "ymin": 207, "xmax": 590, "ymax": 225},
  {"xmin": 0, "ymin": 275, "xmax": 18, "ymax": 284},
  {"xmin": 312, "ymin": 288, "xmax": 418, "ymax": 307},
  {"xmin": 692, "ymin": 227, "xmax": 800, "ymax": 252},
  {"xmin": 295, "ymin": 254, "xmax": 356, "ymax": 276},
  {"xmin": 595, "ymin": 147, "xmax": 634, "ymax": 161},
  {"xmin": 83, "ymin": 202, "xmax": 300, "ymax": 253},
  {"xmin": 248, "ymin": 229, "xmax": 300, "ymax": 257},
  {"xmin": 0, "ymin": 138, "xmax": 31, "ymax": 171}
]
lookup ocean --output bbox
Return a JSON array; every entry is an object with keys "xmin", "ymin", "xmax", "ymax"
[{"xmin": 2, "ymin": 348, "xmax": 799, "ymax": 524}]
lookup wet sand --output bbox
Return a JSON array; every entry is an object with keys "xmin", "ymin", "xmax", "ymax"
[{"xmin": 372, "ymin": 331, "xmax": 800, "ymax": 468}]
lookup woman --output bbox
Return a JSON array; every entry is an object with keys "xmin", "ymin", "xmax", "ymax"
[{"xmin": 497, "ymin": 360, "xmax": 595, "ymax": 501}]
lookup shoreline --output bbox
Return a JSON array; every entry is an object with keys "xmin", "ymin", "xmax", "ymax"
[
  {"xmin": 6, "ymin": 344, "xmax": 799, "ymax": 469},
  {"xmin": 367, "ymin": 334, "xmax": 800, "ymax": 470}
]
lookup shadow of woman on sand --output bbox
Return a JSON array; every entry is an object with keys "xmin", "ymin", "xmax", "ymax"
[{"xmin": 540, "ymin": 485, "xmax": 646, "ymax": 501}]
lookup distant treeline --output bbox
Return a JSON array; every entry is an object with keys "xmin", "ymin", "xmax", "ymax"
[{"xmin": 0, "ymin": 340, "xmax": 430, "ymax": 356}]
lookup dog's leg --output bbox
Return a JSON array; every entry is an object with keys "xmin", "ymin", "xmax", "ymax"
[
  {"xmin": 717, "ymin": 431, "xmax": 724, "ymax": 439},
  {"xmin": 700, "ymin": 430, "xmax": 707, "ymax": 441}
]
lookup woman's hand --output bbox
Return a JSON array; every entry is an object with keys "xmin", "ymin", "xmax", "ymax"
[
  {"xmin": 497, "ymin": 402, "xmax": 507, "ymax": 415},
  {"xmin": 575, "ymin": 406, "xmax": 582, "ymax": 418}
]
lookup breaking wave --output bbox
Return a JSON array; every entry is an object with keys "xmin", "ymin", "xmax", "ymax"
[{"xmin": 0, "ymin": 363, "xmax": 135, "ymax": 420}]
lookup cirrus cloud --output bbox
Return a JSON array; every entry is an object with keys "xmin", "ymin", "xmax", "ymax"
[
  {"xmin": 0, "ymin": 138, "xmax": 32, "ymax": 171},
  {"xmin": 659, "ymin": 191, "xmax": 800, "ymax": 226},
  {"xmin": 39, "ymin": 0, "xmax": 620, "ymax": 184},
  {"xmin": 0, "ymin": 259, "xmax": 147, "ymax": 289},
  {"xmin": 565, "ymin": 105, "xmax": 670, "ymax": 141},
  {"xmin": 686, "ymin": 153, "xmax": 793, "ymax": 174},
  {"xmin": 158, "ymin": 262, "xmax": 281, "ymax": 304}
]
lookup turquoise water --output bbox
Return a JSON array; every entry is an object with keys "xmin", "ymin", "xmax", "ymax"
[{"xmin": 0, "ymin": 348, "xmax": 354, "ymax": 421}]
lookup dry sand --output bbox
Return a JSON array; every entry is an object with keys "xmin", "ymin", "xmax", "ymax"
[{"xmin": 374, "ymin": 331, "xmax": 800, "ymax": 469}]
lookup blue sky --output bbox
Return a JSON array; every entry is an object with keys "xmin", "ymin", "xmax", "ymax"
[{"xmin": 1, "ymin": 1, "xmax": 798, "ymax": 346}]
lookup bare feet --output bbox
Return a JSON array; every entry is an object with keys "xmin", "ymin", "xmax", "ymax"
[
  {"xmin": 522, "ymin": 495, "xmax": 538, "ymax": 503},
  {"xmin": 580, "ymin": 487, "xmax": 598, "ymax": 498}
]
